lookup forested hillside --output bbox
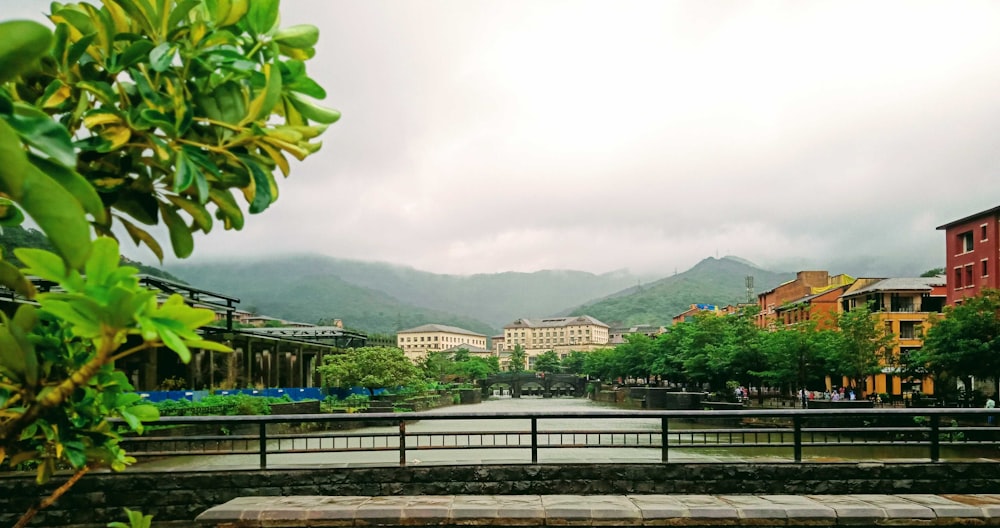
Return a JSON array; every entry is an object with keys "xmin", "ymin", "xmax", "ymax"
[
  {"xmin": 172, "ymin": 255, "xmax": 647, "ymax": 330},
  {"xmin": 0, "ymin": 226, "xmax": 184, "ymax": 282},
  {"xmin": 568, "ymin": 256, "xmax": 794, "ymax": 327},
  {"xmin": 170, "ymin": 257, "xmax": 501, "ymax": 335}
]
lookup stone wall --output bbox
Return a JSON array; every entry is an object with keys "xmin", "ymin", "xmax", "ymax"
[{"xmin": 3, "ymin": 462, "xmax": 999, "ymax": 527}]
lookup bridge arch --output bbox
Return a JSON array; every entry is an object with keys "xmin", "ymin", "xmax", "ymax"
[{"xmin": 480, "ymin": 373, "xmax": 586, "ymax": 398}]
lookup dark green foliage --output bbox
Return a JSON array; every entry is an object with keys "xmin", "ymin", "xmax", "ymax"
[{"xmin": 0, "ymin": 225, "xmax": 183, "ymax": 282}]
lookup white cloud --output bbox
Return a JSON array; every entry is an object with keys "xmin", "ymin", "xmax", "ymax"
[{"xmin": 11, "ymin": 0, "xmax": 1000, "ymax": 277}]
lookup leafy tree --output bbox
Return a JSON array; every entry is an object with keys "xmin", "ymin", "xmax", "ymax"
[
  {"xmin": 910, "ymin": 289, "xmax": 1000, "ymax": 398},
  {"xmin": 582, "ymin": 348, "xmax": 618, "ymax": 382},
  {"xmin": 615, "ymin": 333, "xmax": 656, "ymax": 381},
  {"xmin": 533, "ymin": 350, "xmax": 561, "ymax": 373},
  {"xmin": 560, "ymin": 350, "xmax": 587, "ymax": 375},
  {"xmin": 758, "ymin": 319, "xmax": 838, "ymax": 406},
  {"xmin": 921, "ymin": 268, "xmax": 945, "ymax": 277},
  {"xmin": 456, "ymin": 356, "xmax": 499, "ymax": 381},
  {"xmin": 318, "ymin": 347, "xmax": 421, "ymax": 397},
  {"xmin": 830, "ymin": 303, "xmax": 894, "ymax": 395},
  {"xmin": 417, "ymin": 351, "xmax": 453, "ymax": 381},
  {"xmin": 507, "ymin": 344, "xmax": 527, "ymax": 372},
  {"xmin": 0, "ymin": 1, "xmax": 335, "ymax": 524}
]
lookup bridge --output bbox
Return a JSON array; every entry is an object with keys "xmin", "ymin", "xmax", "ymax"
[{"xmin": 479, "ymin": 372, "xmax": 587, "ymax": 398}]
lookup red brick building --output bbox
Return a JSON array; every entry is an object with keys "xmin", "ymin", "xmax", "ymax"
[{"xmin": 936, "ymin": 205, "xmax": 1000, "ymax": 305}]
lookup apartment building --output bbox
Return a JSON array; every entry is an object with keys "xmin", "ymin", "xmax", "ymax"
[
  {"xmin": 774, "ymin": 283, "xmax": 853, "ymax": 329},
  {"xmin": 937, "ymin": 205, "xmax": 1000, "ymax": 306},
  {"xmin": 608, "ymin": 324, "xmax": 666, "ymax": 345},
  {"xmin": 671, "ymin": 304, "xmax": 742, "ymax": 325},
  {"xmin": 397, "ymin": 324, "xmax": 488, "ymax": 362},
  {"xmin": 502, "ymin": 315, "xmax": 610, "ymax": 368},
  {"xmin": 837, "ymin": 277, "xmax": 946, "ymax": 396},
  {"xmin": 756, "ymin": 271, "xmax": 855, "ymax": 328}
]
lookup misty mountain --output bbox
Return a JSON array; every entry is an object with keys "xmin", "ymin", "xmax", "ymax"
[
  {"xmin": 567, "ymin": 256, "xmax": 795, "ymax": 327},
  {"xmin": 169, "ymin": 254, "xmax": 647, "ymax": 334}
]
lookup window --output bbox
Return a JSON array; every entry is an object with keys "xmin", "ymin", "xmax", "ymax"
[
  {"xmin": 966, "ymin": 264, "xmax": 974, "ymax": 287},
  {"xmin": 959, "ymin": 231, "xmax": 974, "ymax": 253},
  {"xmin": 983, "ymin": 259, "xmax": 989, "ymax": 278},
  {"xmin": 982, "ymin": 224, "xmax": 988, "ymax": 241},
  {"xmin": 955, "ymin": 267, "xmax": 963, "ymax": 288},
  {"xmin": 900, "ymin": 321, "xmax": 918, "ymax": 339}
]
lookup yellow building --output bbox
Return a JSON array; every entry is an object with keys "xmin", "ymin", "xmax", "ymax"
[
  {"xmin": 502, "ymin": 315, "xmax": 610, "ymax": 369},
  {"xmin": 837, "ymin": 277, "xmax": 947, "ymax": 397},
  {"xmin": 397, "ymin": 324, "xmax": 488, "ymax": 362}
]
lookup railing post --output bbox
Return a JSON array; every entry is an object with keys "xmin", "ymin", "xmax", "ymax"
[
  {"xmin": 399, "ymin": 420, "xmax": 407, "ymax": 467},
  {"xmin": 259, "ymin": 422, "xmax": 267, "ymax": 469},
  {"xmin": 930, "ymin": 414, "xmax": 940, "ymax": 462},
  {"xmin": 661, "ymin": 417, "xmax": 669, "ymax": 463},
  {"xmin": 793, "ymin": 415, "xmax": 802, "ymax": 462},
  {"xmin": 531, "ymin": 417, "xmax": 538, "ymax": 464}
]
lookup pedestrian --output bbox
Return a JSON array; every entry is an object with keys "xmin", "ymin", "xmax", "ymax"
[{"xmin": 986, "ymin": 394, "xmax": 996, "ymax": 425}]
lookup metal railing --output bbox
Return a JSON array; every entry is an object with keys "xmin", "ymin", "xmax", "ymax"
[{"xmin": 114, "ymin": 408, "xmax": 1000, "ymax": 470}]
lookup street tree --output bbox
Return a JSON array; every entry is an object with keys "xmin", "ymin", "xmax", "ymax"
[
  {"xmin": 560, "ymin": 350, "xmax": 587, "ymax": 375},
  {"xmin": 910, "ymin": 289, "xmax": 1000, "ymax": 398},
  {"xmin": 0, "ymin": 1, "xmax": 336, "ymax": 524},
  {"xmin": 318, "ymin": 347, "xmax": 421, "ymax": 397},
  {"xmin": 831, "ymin": 303, "xmax": 894, "ymax": 395},
  {"xmin": 534, "ymin": 350, "xmax": 561, "ymax": 373},
  {"xmin": 507, "ymin": 344, "xmax": 527, "ymax": 372}
]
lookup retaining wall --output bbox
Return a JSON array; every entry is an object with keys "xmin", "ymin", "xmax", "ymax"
[{"xmin": 3, "ymin": 462, "xmax": 999, "ymax": 527}]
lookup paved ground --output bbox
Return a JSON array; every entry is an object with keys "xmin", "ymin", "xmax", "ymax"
[{"xmin": 197, "ymin": 494, "xmax": 1000, "ymax": 527}]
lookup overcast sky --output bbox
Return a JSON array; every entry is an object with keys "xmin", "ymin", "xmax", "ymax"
[{"xmin": 11, "ymin": 1, "xmax": 1000, "ymax": 277}]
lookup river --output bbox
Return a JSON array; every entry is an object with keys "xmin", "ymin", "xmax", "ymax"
[{"xmin": 132, "ymin": 397, "xmax": 988, "ymax": 471}]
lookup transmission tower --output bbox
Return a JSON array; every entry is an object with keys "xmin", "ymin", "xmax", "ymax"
[{"xmin": 745, "ymin": 275, "xmax": 755, "ymax": 304}]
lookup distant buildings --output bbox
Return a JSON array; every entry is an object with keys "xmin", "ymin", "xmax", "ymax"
[
  {"xmin": 502, "ymin": 316, "xmax": 610, "ymax": 369},
  {"xmin": 608, "ymin": 324, "xmax": 666, "ymax": 344},
  {"xmin": 396, "ymin": 324, "xmax": 488, "ymax": 362},
  {"xmin": 756, "ymin": 271, "xmax": 856, "ymax": 328}
]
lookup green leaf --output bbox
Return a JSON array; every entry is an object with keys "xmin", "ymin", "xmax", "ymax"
[
  {"xmin": 149, "ymin": 41, "xmax": 175, "ymax": 72},
  {"xmin": 119, "ymin": 216, "xmax": 164, "ymax": 261},
  {"xmin": 157, "ymin": 326, "xmax": 191, "ymax": 362},
  {"xmin": 16, "ymin": 162, "xmax": 92, "ymax": 269},
  {"xmin": 159, "ymin": 202, "xmax": 194, "ymax": 258},
  {"xmin": 0, "ymin": 259, "xmax": 35, "ymax": 298},
  {"xmin": 287, "ymin": 92, "xmax": 341, "ymax": 124},
  {"xmin": 7, "ymin": 104, "xmax": 77, "ymax": 168},
  {"xmin": 209, "ymin": 188, "xmax": 244, "ymax": 230},
  {"xmin": 29, "ymin": 155, "xmax": 107, "ymax": 224},
  {"xmin": 165, "ymin": 194, "xmax": 212, "ymax": 233},
  {"xmin": 0, "ymin": 197, "xmax": 25, "ymax": 226},
  {"xmin": 185, "ymin": 339, "xmax": 234, "ymax": 352},
  {"xmin": 247, "ymin": 0, "xmax": 279, "ymax": 35},
  {"xmin": 15, "ymin": 248, "xmax": 68, "ymax": 283},
  {"xmin": 241, "ymin": 156, "xmax": 272, "ymax": 214},
  {"xmin": 37, "ymin": 299, "xmax": 102, "ymax": 338},
  {"xmin": 0, "ymin": 21, "xmax": 53, "ymax": 85},
  {"xmin": 0, "ymin": 325, "xmax": 27, "ymax": 383},
  {"xmin": 272, "ymin": 24, "xmax": 319, "ymax": 49},
  {"xmin": 84, "ymin": 237, "xmax": 120, "ymax": 286},
  {"xmin": 118, "ymin": 39, "xmax": 155, "ymax": 71}
]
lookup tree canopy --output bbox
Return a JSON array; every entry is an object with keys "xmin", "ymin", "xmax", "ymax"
[{"xmin": 318, "ymin": 347, "xmax": 421, "ymax": 396}]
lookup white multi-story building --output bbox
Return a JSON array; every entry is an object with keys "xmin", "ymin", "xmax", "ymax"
[
  {"xmin": 502, "ymin": 315, "xmax": 610, "ymax": 369},
  {"xmin": 397, "ymin": 324, "xmax": 489, "ymax": 362}
]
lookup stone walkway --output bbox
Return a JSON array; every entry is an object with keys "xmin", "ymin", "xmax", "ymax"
[{"xmin": 196, "ymin": 494, "xmax": 1000, "ymax": 527}]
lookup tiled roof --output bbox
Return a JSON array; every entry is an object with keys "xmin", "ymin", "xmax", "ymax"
[
  {"xmin": 842, "ymin": 277, "xmax": 945, "ymax": 297},
  {"xmin": 398, "ymin": 324, "xmax": 486, "ymax": 337},
  {"xmin": 504, "ymin": 315, "xmax": 609, "ymax": 329}
]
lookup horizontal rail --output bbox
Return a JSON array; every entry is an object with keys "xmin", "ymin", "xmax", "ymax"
[{"xmin": 96, "ymin": 408, "xmax": 1000, "ymax": 471}]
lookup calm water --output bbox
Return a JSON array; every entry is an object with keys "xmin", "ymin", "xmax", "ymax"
[{"xmin": 133, "ymin": 397, "xmax": 997, "ymax": 471}]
